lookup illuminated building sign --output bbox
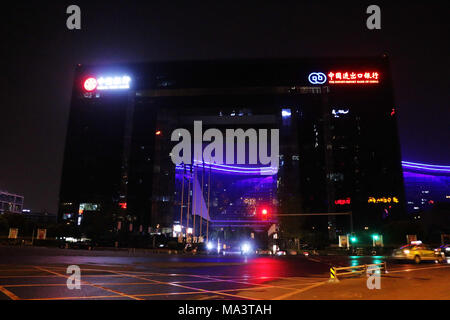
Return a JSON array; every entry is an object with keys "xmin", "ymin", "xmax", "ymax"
[
  {"xmin": 82, "ymin": 75, "xmax": 131, "ymax": 91},
  {"xmin": 118, "ymin": 202, "xmax": 127, "ymax": 209},
  {"xmin": 368, "ymin": 197, "xmax": 399, "ymax": 204},
  {"xmin": 328, "ymin": 71, "xmax": 379, "ymax": 84},
  {"xmin": 332, "ymin": 109, "xmax": 349, "ymax": 118},
  {"xmin": 307, "ymin": 71, "xmax": 380, "ymax": 85},
  {"xmin": 308, "ymin": 72, "xmax": 327, "ymax": 84},
  {"xmin": 281, "ymin": 109, "xmax": 292, "ymax": 117},
  {"xmin": 335, "ymin": 198, "xmax": 351, "ymax": 205},
  {"xmin": 83, "ymin": 77, "xmax": 97, "ymax": 92}
]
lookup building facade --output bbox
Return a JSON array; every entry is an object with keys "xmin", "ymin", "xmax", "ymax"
[
  {"xmin": 0, "ymin": 190, "xmax": 24, "ymax": 214},
  {"xmin": 402, "ymin": 161, "xmax": 450, "ymax": 216},
  {"xmin": 59, "ymin": 57, "xmax": 405, "ymax": 240}
]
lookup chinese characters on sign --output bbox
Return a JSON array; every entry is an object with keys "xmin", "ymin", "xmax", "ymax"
[
  {"xmin": 368, "ymin": 196, "xmax": 399, "ymax": 204},
  {"xmin": 328, "ymin": 71, "xmax": 380, "ymax": 84},
  {"xmin": 335, "ymin": 198, "xmax": 351, "ymax": 205}
]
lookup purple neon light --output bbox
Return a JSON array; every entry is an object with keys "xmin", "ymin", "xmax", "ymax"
[
  {"xmin": 402, "ymin": 161, "xmax": 450, "ymax": 173},
  {"xmin": 175, "ymin": 160, "xmax": 278, "ymax": 175},
  {"xmin": 176, "ymin": 165, "xmax": 276, "ymax": 175},
  {"xmin": 192, "ymin": 159, "xmax": 277, "ymax": 171},
  {"xmin": 402, "ymin": 164, "xmax": 450, "ymax": 173},
  {"xmin": 402, "ymin": 161, "xmax": 449, "ymax": 169}
]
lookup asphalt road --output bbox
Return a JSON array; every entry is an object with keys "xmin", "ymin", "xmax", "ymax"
[{"xmin": 0, "ymin": 246, "xmax": 448, "ymax": 300}]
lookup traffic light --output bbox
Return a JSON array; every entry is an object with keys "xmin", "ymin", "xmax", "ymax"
[
  {"xmin": 261, "ymin": 208, "xmax": 268, "ymax": 220},
  {"xmin": 372, "ymin": 234, "xmax": 379, "ymax": 241},
  {"xmin": 350, "ymin": 236, "xmax": 357, "ymax": 243}
]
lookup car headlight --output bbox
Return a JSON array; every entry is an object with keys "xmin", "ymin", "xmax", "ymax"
[
  {"xmin": 241, "ymin": 243, "xmax": 251, "ymax": 254},
  {"xmin": 403, "ymin": 249, "xmax": 410, "ymax": 254}
]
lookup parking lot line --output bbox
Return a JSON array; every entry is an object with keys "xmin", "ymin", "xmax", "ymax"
[
  {"xmin": 33, "ymin": 266, "xmax": 143, "ymax": 301},
  {"xmin": 388, "ymin": 264, "xmax": 450, "ymax": 274},
  {"xmin": 108, "ymin": 269, "xmax": 257, "ymax": 300},
  {"xmin": 0, "ymin": 285, "xmax": 20, "ymax": 300},
  {"xmin": 272, "ymin": 281, "xmax": 328, "ymax": 300}
]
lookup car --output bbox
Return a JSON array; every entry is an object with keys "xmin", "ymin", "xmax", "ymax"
[
  {"xmin": 392, "ymin": 243, "xmax": 442, "ymax": 264},
  {"xmin": 256, "ymin": 249, "xmax": 272, "ymax": 255},
  {"xmin": 434, "ymin": 244, "xmax": 450, "ymax": 262}
]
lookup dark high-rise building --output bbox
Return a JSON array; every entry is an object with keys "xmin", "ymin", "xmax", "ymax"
[
  {"xmin": 59, "ymin": 57, "xmax": 405, "ymax": 241},
  {"xmin": 402, "ymin": 162, "xmax": 450, "ymax": 215}
]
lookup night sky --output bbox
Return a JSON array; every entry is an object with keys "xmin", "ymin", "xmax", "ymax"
[{"xmin": 3, "ymin": 1, "xmax": 449, "ymax": 213}]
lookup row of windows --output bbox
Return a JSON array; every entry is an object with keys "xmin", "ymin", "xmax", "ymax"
[
  {"xmin": 0, "ymin": 201, "xmax": 23, "ymax": 212},
  {"xmin": 0, "ymin": 194, "xmax": 23, "ymax": 203}
]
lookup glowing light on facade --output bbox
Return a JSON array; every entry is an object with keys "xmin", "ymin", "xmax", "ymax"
[
  {"xmin": 118, "ymin": 202, "xmax": 127, "ymax": 209},
  {"xmin": 281, "ymin": 109, "xmax": 292, "ymax": 117},
  {"xmin": 82, "ymin": 75, "xmax": 131, "ymax": 91},
  {"xmin": 97, "ymin": 75, "xmax": 131, "ymax": 90},
  {"xmin": 308, "ymin": 72, "xmax": 327, "ymax": 84},
  {"xmin": 335, "ymin": 198, "xmax": 351, "ymax": 205},
  {"xmin": 402, "ymin": 161, "xmax": 450, "ymax": 173},
  {"xmin": 328, "ymin": 71, "xmax": 379, "ymax": 84},
  {"xmin": 175, "ymin": 160, "xmax": 278, "ymax": 176},
  {"xmin": 83, "ymin": 77, "xmax": 97, "ymax": 91},
  {"xmin": 368, "ymin": 197, "xmax": 399, "ymax": 204},
  {"xmin": 332, "ymin": 109, "xmax": 349, "ymax": 118}
]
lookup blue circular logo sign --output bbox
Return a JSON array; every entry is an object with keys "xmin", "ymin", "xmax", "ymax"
[{"xmin": 308, "ymin": 72, "xmax": 327, "ymax": 85}]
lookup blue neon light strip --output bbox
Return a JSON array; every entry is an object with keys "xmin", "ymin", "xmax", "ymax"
[
  {"xmin": 176, "ymin": 165, "xmax": 277, "ymax": 175},
  {"xmin": 175, "ymin": 160, "xmax": 278, "ymax": 175},
  {"xmin": 402, "ymin": 161, "xmax": 450, "ymax": 173},
  {"xmin": 192, "ymin": 160, "xmax": 268, "ymax": 171},
  {"xmin": 402, "ymin": 161, "xmax": 450, "ymax": 169},
  {"xmin": 177, "ymin": 161, "xmax": 450, "ymax": 174}
]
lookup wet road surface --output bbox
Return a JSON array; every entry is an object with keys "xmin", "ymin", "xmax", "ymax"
[{"xmin": 0, "ymin": 246, "xmax": 448, "ymax": 300}]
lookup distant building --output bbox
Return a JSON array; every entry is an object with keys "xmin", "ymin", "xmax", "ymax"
[
  {"xmin": 0, "ymin": 190, "xmax": 24, "ymax": 214},
  {"xmin": 402, "ymin": 161, "xmax": 450, "ymax": 216}
]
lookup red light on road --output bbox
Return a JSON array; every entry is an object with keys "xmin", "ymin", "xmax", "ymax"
[
  {"xmin": 83, "ymin": 77, "xmax": 97, "ymax": 92},
  {"xmin": 262, "ymin": 209, "xmax": 268, "ymax": 215},
  {"xmin": 155, "ymin": 130, "xmax": 161, "ymax": 135}
]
